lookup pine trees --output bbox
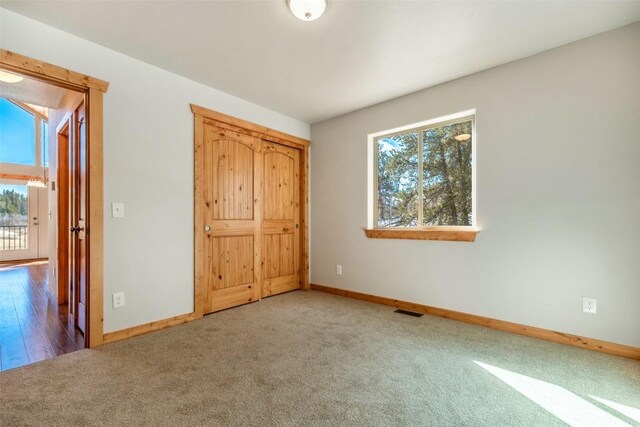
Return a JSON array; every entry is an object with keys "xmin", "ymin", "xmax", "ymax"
[
  {"xmin": 377, "ymin": 120, "xmax": 472, "ymax": 227},
  {"xmin": 0, "ymin": 189, "xmax": 28, "ymax": 225}
]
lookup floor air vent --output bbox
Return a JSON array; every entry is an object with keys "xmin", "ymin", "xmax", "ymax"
[{"xmin": 394, "ymin": 309, "xmax": 424, "ymax": 318}]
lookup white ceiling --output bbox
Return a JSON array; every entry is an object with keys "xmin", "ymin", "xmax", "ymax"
[
  {"xmin": 3, "ymin": 1, "xmax": 640, "ymax": 123},
  {"xmin": 0, "ymin": 73, "xmax": 70, "ymax": 109}
]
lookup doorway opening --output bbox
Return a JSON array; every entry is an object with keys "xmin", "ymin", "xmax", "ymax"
[
  {"xmin": 0, "ymin": 75, "xmax": 87, "ymax": 371},
  {"xmin": 0, "ymin": 99, "xmax": 49, "ymax": 262},
  {"xmin": 0, "ymin": 50, "xmax": 108, "ymax": 370}
]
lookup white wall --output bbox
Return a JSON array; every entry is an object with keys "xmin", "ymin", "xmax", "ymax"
[
  {"xmin": 1, "ymin": 8, "xmax": 310, "ymax": 333},
  {"xmin": 310, "ymin": 23, "xmax": 640, "ymax": 347}
]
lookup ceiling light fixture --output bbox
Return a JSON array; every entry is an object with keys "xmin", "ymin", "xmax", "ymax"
[
  {"xmin": 27, "ymin": 175, "xmax": 47, "ymax": 188},
  {"xmin": 454, "ymin": 133, "xmax": 471, "ymax": 142},
  {"xmin": 287, "ymin": 0, "xmax": 327, "ymax": 21},
  {"xmin": 0, "ymin": 70, "xmax": 24, "ymax": 83},
  {"xmin": 27, "ymin": 165, "xmax": 48, "ymax": 188}
]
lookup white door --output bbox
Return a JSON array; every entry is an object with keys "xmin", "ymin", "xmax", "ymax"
[
  {"xmin": 36, "ymin": 185, "xmax": 48, "ymax": 258},
  {"xmin": 0, "ymin": 181, "xmax": 47, "ymax": 261}
]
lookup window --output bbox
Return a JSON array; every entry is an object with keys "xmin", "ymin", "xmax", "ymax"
[
  {"xmin": 367, "ymin": 111, "xmax": 477, "ymax": 242},
  {"xmin": 0, "ymin": 183, "xmax": 29, "ymax": 251},
  {"xmin": 0, "ymin": 98, "xmax": 48, "ymax": 167},
  {"xmin": 0, "ymin": 98, "xmax": 36, "ymax": 165}
]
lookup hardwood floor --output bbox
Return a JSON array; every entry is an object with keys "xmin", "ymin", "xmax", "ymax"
[{"xmin": 0, "ymin": 260, "xmax": 84, "ymax": 371}]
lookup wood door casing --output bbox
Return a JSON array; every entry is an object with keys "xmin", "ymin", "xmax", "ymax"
[
  {"xmin": 202, "ymin": 124, "xmax": 262, "ymax": 313},
  {"xmin": 72, "ymin": 102, "xmax": 88, "ymax": 334},
  {"xmin": 262, "ymin": 141, "xmax": 300, "ymax": 297},
  {"xmin": 57, "ymin": 123, "xmax": 70, "ymax": 306}
]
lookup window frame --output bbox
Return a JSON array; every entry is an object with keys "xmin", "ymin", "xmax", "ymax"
[
  {"xmin": 41, "ymin": 120, "xmax": 49, "ymax": 167},
  {"xmin": 366, "ymin": 109, "xmax": 479, "ymax": 242},
  {"xmin": 0, "ymin": 99, "xmax": 48, "ymax": 168}
]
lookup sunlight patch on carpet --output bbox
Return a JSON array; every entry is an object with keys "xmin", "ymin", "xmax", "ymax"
[
  {"xmin": 474, "ymin": 361, "xmax": 630, "ymax": 427},
  {"xmin": 590, "ymin": 395, "xmax": 640, "ymax": 423}
]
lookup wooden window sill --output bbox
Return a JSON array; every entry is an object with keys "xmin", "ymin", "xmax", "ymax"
[{"xmin": 363, "ymin": 228, "xmax": 479, "ymax": 242}]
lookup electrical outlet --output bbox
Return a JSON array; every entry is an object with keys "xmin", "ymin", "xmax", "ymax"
[
  {"xmin": 113, "ymin": 292, "xmax": 125, "ymax": 309},
  {"xmin": 583, "ymin": 297, "xmax": 597, "ymax": 314},
  {"xmin": 336, "ymin": 264, "xmax": 342, "ymax": 275}
]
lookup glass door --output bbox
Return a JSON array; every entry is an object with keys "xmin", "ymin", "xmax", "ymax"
[{"xmin": 0, "ymin": 181, "xmax": 39, "ymax": 261}]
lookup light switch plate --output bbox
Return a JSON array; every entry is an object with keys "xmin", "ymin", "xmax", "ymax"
[{"xmin": 112, "ymin": 202, "xmax": 124, "ymax": 218}]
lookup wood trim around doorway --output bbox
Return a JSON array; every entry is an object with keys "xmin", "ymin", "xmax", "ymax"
[
  {"xmin": 191, "ymin": 104, "xmax": 311, "ymax": 319},
  {"xmin": 86, "ymin": 88, "xmax": 105, "ymax": 347},
  {"xmin": 56, "ymin": 118, "xmax": 71, "ymax": 307},
  {"xmin": 1, "ymin": 50, "xmax": 109, "ymax": 92},
  {"xmin": 1, "ymin": 49, "xmax": 108, "ymax": 348},
  {"xmin": 191, "ymin": 104, "xmax": 309, "ymax": 149}
]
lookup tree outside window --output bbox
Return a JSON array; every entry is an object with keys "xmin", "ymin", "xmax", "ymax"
[{"xmin": 376, "ymin": 116, "xmax": 474, "ymax": 228}]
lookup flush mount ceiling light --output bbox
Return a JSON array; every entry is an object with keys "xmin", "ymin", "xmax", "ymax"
[
  {"xmin": 0, "ymin": 70, "xmax": 24, "ymax": 83},
  {"xmin": 454, "ymin": 133, "xmax": 472, "ymax": 142},
  {"xmin": 287, "ymin": 0, "xmax": 327, "ymax": 21},
  {"xmin": 27, "ymin": 175, "xmax": 47, "ymax": 188},
  {"xmin": 27, "ymin": 165, "xmax": 48, "ymax": 188}
]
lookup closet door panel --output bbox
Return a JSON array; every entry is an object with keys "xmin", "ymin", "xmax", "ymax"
[
  {"xmin": 202, "ymin": 124, "xmax": 261, "ymax": 314},
  {"xmin": 262, "ymin": 142, "xmax": 300, "ymax": 297}
]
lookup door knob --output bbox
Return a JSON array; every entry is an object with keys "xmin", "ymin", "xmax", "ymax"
[{"xmin": 204, "ymin": 225, "xmax": 211, "ymax": 232}]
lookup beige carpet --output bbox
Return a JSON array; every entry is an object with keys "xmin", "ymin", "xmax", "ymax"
[{"xmin": 1, "ymin": 291, "xmax": 639, "ymax": 426}]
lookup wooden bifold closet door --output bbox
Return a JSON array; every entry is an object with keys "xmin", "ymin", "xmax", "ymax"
[
  {"xmin": 198, "ymin": 118, "xmax": 302, "ymax": 315},
  {"xmin": 202, "ymin": 124, "xmax": 262, "ymax": 313},
  {"xmin": 262, "ymin": 142, "xmax": 300, "ymax": 297}
]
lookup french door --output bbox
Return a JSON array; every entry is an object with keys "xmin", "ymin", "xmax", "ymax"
[{"xmin": 0, "ymin": 181, "xmax": 48, "ymax": 262}]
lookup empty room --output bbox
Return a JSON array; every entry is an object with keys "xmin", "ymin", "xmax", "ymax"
[{"xmin": 0, "ymin": 1, "xmax": 639, "ymax": 426}]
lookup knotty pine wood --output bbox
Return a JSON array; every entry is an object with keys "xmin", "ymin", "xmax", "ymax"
[
  {"xmin": 1, "ymin": 49, "xmax": 109, "ymax": 92},
  {"xmin": 364, "ymin": 228, "xmax": 479, "ymax": 242},
  {"xmin": 194, "ymin": 114, "xmax": 205, "ymax": 318},
  {"xmin": 191, "ymin": 104, "xmax": 309, "ymax": 149},
  {"xmin": 300, "ymin": 145, "xmax": 310, "ymax": 290},
  {"xmin": 261, "ymin": 141, "xmax": 300, "ymax": 297},
  {"xmin": 87, "ymin": 88, "xmax": 105, "ymax": 348},
  {"xmin": 0, "ymin": 173, "xmax": 38, "ymax": 181},
  {"xmin": 194, "ymin": 108, "xmax": 309, "ymax": 315},
  {"xmin": 202, "ymin": 123, "xmax": 261, "ymax": 313},
  {"xmin": 102, "ymin": 312, "xmax": 196, "ymax": 344}
]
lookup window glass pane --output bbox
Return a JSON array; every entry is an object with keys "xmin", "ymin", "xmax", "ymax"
[
  {"xmin": 0, "ymin": 99, "xmax": 36, "ymax": 165},
  {"xmin": 377, "ymin": 131, "xmax": 419, "ymax": 227},
  {"xmin": 41, "ymin": 121, "xmax": 49, "ymax": 167},
  {"xmin": 422, "ymin": 120, "xmax": 473, "ymax": 226},
  {"xmin": 0, "ymin": 183, "xmax": 29, "ymax": 251}
]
